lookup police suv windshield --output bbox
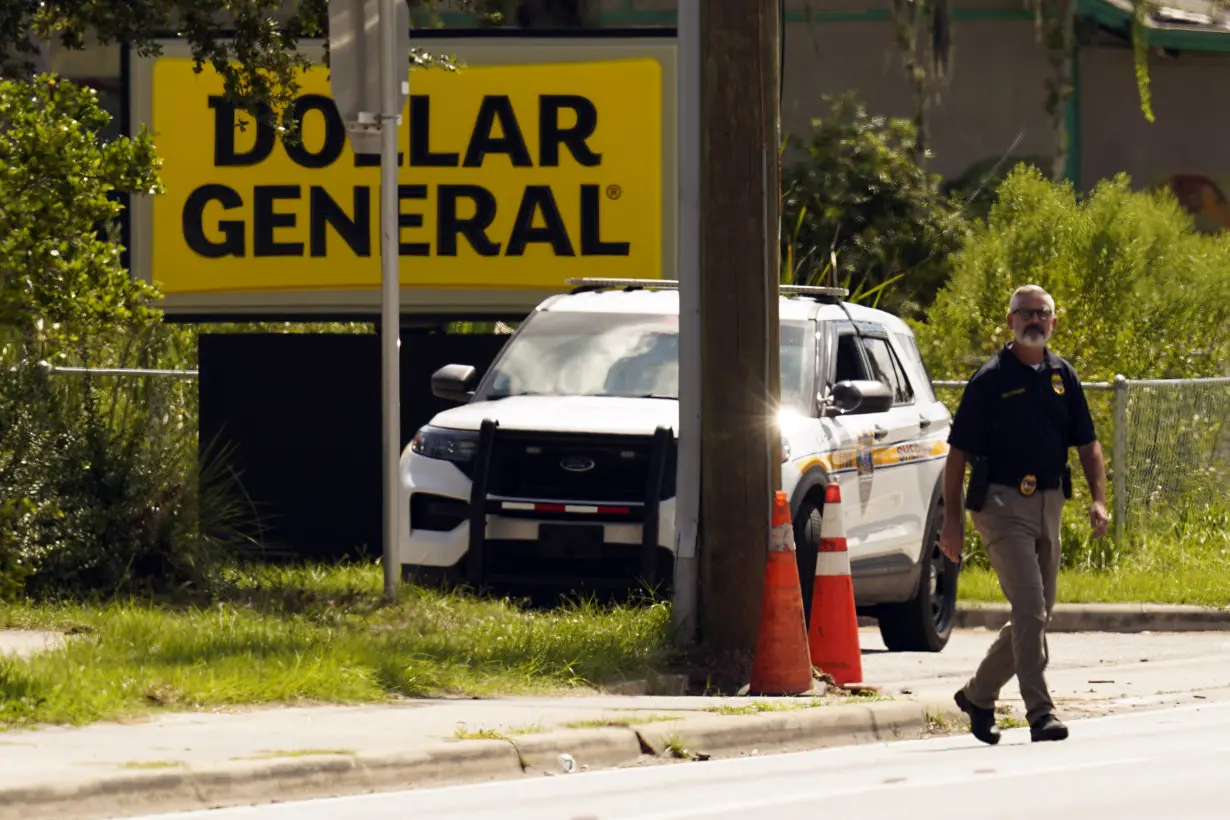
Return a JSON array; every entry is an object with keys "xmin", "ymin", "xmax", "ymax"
[{"xmin": 475, "ymin": 310, "xmax": 815, "ymax": 412}]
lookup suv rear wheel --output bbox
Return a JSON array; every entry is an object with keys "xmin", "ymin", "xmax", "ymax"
[{"xmin": 875, "ymin": 495, "xmax": 959, "ymax": 652}]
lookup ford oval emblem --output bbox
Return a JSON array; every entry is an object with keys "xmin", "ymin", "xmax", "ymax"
[{"xmin": 560, "ymin": 456, "xmax": 596, "ymax": 473}]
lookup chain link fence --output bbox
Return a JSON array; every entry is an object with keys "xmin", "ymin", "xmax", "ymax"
[
  {"xmin": 39, "ymin": 366, "xmax": 1229, "ymax": 556},
  {"xmin": 932, "ymin": 376, "xmax": 1230, "ymax": 550},
  {"xmin": 43, "ymin": 363, "xmax": 199, "ymax": 438}
]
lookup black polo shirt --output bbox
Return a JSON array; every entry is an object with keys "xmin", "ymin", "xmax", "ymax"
[{"xmin": 948, "ymin": 344, "xmax": 1097, "ymax": 486}]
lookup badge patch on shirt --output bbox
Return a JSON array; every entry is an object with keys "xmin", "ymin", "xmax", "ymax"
[{"xmin": 1051, "ymin": 373, "xmax": 1065, "ymax": 395}]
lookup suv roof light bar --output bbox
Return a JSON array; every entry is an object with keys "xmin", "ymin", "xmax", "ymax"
[
  {"xmin": 779, "ymin": 284, "xmax": 850, "ymax": 299},
  {"xmin": 565, "ymin": 278, "xmax": 850, "ymax": 302},
  {"xmin": 566, "ymin": 278, "xmax": 680, "ymax": 293}
]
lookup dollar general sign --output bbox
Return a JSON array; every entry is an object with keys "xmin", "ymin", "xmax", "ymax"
[{"xmin": 140, "ymin": 46, "xmax": 668, "ymax": 308}]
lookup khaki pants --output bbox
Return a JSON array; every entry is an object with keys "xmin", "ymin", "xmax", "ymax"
[{"xmin": 963, "ymin": 483, "xmax": 1065, "ymax": 724}]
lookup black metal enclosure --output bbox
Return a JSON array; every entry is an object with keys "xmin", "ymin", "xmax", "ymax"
[{"xmin": 197, "ymin": 330, "xmax": 508, "ymax": 560}]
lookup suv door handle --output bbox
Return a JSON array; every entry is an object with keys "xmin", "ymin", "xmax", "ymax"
[
  {"xmin": 873, "ymin": 425, "xmax": 888, "ymax": 440},
  {"xmin": 918, "ymin": 415, "xmax": 932, "ymax": 429}
]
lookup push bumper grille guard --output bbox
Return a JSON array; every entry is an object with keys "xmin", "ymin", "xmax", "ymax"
[{"xmin": 465, "ymin": 419, "xmax": 674, "ymax": 588}]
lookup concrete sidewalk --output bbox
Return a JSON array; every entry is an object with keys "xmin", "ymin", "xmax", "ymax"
[
  {"xmin": 950, "ymin": 601, "xmax": 1230, "ymax": 633},
  {"xmin": 3, "ymin": 617, "xmax": 1230, "ymax": 820},
  {"xmin": 0, "ymin": 691, "xmax": 960, "ymax": 820}
]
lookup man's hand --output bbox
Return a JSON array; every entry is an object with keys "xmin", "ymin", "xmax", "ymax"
[
  {"xmin": 1078, "ymin": 442, "xmax": 1109, "ymax": 540},
  {"xmin": 1089, "ymin": 500, "xmax": 1110, "ymax": 539},
  {"xmin": 940, "ymin": 448, "xmax": 968, "ymax": 563},
  {"xmin": 940, "ymin": 516, "xmax": 964, "ymax": 562}
]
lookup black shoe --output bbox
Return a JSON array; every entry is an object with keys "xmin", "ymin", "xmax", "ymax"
[
  {"xmin": 954, "ymin": 689, "xmax": 1001, "ymax": 745},
  {"xmin": 1030, "ymin": 714, "xmax": 1069, "ymax": 742}
]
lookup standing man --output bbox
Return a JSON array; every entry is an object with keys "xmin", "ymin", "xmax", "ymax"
[{"xmin": 940, "ymin": 284, "xmax": 1109, "ymax": 745}]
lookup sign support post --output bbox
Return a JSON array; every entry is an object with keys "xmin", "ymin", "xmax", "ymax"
[
  {"xmin": 329, "ymin": 0, "xmax": 411, "ymax": 600},
  {"xmin": 377, "ymin": 0, "xmax": 402, "ymax": 602},
  {"xmin": 672, "ymin": 0, "xmax": 701, "ymax": 646}
]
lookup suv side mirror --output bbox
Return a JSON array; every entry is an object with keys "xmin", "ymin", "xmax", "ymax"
[
  {"xmin": 827, "ymin": 380, "xmax": 894, "ymax": 416},
  {"xmin": 431, "ymin": 364, "xmax": 478, "ymax": 403}
]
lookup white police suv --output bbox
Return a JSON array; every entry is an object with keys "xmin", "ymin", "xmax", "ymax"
[{"xmin": 400, "ymin": 278, "xmax": 959, "ymax": 652}]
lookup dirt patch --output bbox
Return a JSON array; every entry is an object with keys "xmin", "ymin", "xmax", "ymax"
[{"xmin": 0, "ymin": 630, "xmax": 65, "ymax": 660}]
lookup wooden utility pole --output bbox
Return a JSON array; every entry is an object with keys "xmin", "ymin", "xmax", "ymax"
[{"xmin": 698, "ymin": 0, "xmax": 782, "ymax": 652}]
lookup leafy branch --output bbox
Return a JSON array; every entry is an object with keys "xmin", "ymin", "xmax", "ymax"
[
  {"xmin": 0, "ymin": 73, "xmax": 163, "ymax": 333},
  {"xmin": 0, "ymin": 0, "xmax": 503, "ymax": 142}
]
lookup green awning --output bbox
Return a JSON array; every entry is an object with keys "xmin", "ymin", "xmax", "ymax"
[{"xmin": 1079, "ymin": 0, "xmax": 1230, "ymax": 52}]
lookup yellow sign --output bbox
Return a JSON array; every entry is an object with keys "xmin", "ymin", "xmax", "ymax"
[{"xmin": 149, "ymin": 55, "xmax": 663, "ymax": 295}]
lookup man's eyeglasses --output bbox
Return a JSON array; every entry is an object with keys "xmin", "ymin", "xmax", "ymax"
[{"xmin": 1012, "ymin": 308, "xmax": 1053, "ymax": 321}]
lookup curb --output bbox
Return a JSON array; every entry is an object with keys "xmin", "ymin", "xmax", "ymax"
[
  {"xmin": 0, "ymin": 699, "xmax": 969, "ymax": 820},
  {"xmin": 630, "ymin": 699, "xmax": 966, "ymax": 758},
  {"xmin": 954, "ymin": 602, "xmax": 1230, "ymax": 633}
]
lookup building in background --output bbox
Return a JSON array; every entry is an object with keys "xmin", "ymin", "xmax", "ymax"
[
  {"xmin": 33, "ymin": 0, "xmax": 1230, "ymax": 230},
  {"xmin": 454, "ymin": 0, "xmax": 1230, "ymax": 231}
]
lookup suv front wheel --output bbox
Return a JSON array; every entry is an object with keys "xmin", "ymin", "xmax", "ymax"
[{"xmin": 875, "ymin": 494, "xmax": 960, "ymax": 652}]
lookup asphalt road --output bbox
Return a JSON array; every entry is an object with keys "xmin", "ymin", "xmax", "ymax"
[{"xmin": 126, "ymin": 700, "xmax": 1230, "ymax": 820}]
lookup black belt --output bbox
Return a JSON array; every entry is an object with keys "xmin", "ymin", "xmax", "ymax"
[{"xmin": 989, "ymin": 473, "xmax": 1063, "ymax": 496}]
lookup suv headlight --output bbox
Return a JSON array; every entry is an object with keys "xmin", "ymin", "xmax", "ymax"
[{"xmin": 409, "ymin": 425, "xmax": 480, "ymax": 463}]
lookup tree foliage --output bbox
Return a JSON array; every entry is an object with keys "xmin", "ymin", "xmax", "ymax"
[
  {"xmin": 0, "ymin": 0, "xmax": 570, "ymax": 335},
  {"xmin": 920, "ymin": 165, "xmax": 1230, "ymax": 574},
  {"xmin": 0, "ymin": 74, "xmax": 162, "ymax": 334},
  {"xmin": 0, "ymin": 1, "xmax": 521, "ymax": 598},
  {"xmin": 4, "ymin": 0, "xmax": 323, "ymax": 128},
  {"xmin": 918, "ymin": 164, "xmax": 1230, "ymax": 382},
  {"xmin": 780, "ymin": 92, "xmax": 969, "ymax": 317},
  {"xmin": 941, "ymin": 153, "xmax": 1052, "ymax": 223},
  {"xmin": 0, "ymin": 1, "xmax": 529, "ymax": 135}
]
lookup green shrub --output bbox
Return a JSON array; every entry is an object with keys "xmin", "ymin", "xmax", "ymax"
[
  {"xmin": 0, "ymin": 498, "xmax": 40, "ymax": 600},
  {"xmin": 780, "ymin": 91, "xmax": 969, "ymax": 317},
  {"xmin": 0, "ymin": 326, "xmax": 256, "ymax": 601},
  {"xmin": 919, "ymin": 165, "xmax": 1230, "ymax": 569},
  {"xmin": 0, "ymin": 74, "xmax": 161, "ymax": 334},
  {"xmin": 941, "ymin": 153, "xmax": 1052, "ymax": 222},
  {"xmin": 917, "ymin": 164, "xmax": 1230, "ymax": 381}
]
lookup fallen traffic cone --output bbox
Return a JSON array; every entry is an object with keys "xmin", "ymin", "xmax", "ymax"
[
  {"xmin": 807, "ymin": 482, "xmax": 865, "ymax": 687},
  {"xmin": 748, "ymin": 490, "xmax": 815, "ymax": 696}
]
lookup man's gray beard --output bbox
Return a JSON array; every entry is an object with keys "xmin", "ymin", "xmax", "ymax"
[{"xmin": 1015, "ymin": 328, "xmax": 1049, "ymax": 349}]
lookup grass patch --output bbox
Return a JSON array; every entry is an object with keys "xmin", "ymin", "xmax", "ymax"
[
  {"xmin": 564, "ymin": 715, "xmax": 683, "ymax": 729},
  {"xmin": 958, "ymin": 561, "xmax": 1230, "ymax": 607},
  {"xmin": 997, "ymin": 716, "xmax": 1028, "ymax": 730},
  {"xmin": 121, "ymin": 760, "xmax": 184, "ymax": 769},
  {"xmin": 454, "ymin": 723, "xmax": 542, "ymax": 740},
  {"xmin": 706, "ymin": 698, "xmax": 827, "ymax": 716},
  {"xmin": 924, "ymin": 708, "xmax": 959, "ymax": 734},
  {"xmin": 662, "ymin": 733, "xmax": 690, "ymax": 759},
  {"xmin": 232, "ymin": 749, "xmax": 355, "ymax": 761},
  {"xmin": 933, "ymin": 425, "xmax": 1230, "ymax": 609},
  {"xmin": 0, "ymin": 562, "xmax": 675, "ymax": 729},
  {"xmin": 956, "ymin": 495, "xmax": 1230, "ymax": 607},
  {"xmin": 454, "ymin": 727, "xmax": 509, "ymax": 741},
  {"xmin": 705, "ymin": 692, "xmax": 891, "ymax": 716}
]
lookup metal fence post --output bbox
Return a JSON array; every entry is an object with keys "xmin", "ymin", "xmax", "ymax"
[{"xmin": 1112, "ymin": 374, "xmax": 1128, "ymax": 549}]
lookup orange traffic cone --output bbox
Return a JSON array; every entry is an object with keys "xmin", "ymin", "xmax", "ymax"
[
  {"xmin": 748, "ymin": 490, "xmax": 815, "ymax": 695},
  {"xmin": 807, "ymin": 482, "xmax": 865, "ymax": 687}
]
